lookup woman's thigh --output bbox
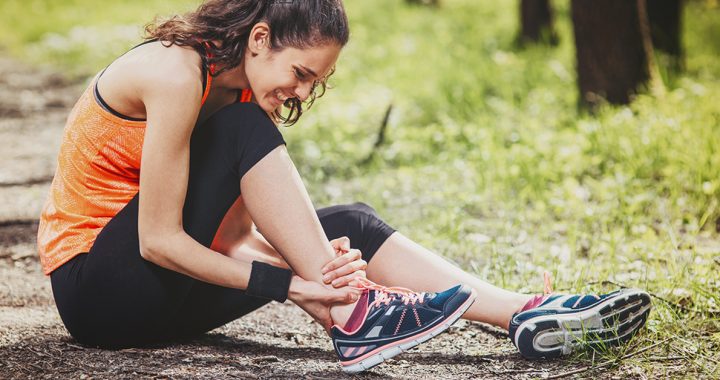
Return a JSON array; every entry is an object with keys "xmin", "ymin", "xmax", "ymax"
[{"xmin": 51, "ymin": 195, "xmax": 195, "ymax": 348}]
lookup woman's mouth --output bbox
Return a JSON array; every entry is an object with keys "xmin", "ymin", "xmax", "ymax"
[{"xmin": 273, "ymin": 89, "xmax": 290, "ymax": 106}]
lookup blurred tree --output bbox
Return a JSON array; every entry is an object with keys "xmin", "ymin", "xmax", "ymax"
[
  {"xmin": 571, "ymin": 0, "xmax": 657, "ymax": 108},
  {"xmin": 647, "ymin": 0, "xmax": 684, "ymax": 71},
  {"xmin": 518, "ymin": 0, "xmax": 558, "ymax": 45}
]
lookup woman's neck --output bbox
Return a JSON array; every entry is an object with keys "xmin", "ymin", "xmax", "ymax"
[{"xmin": 212, "ymin": 61, "xmax": 250, "ymax": 91}]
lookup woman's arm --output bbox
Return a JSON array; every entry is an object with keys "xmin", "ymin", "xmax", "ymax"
[{"xmin": 136, "ymin": 57, "xmax": 255, "ymax": 289}]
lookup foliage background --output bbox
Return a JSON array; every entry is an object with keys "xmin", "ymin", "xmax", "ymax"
[{"xmin": 1, "ymin": 0, "xmax": 718, "ymax": 376}]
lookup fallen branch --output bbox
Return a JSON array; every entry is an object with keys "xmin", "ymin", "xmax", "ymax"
[
  {"xmin": 545, "ymin": 338, "xmax": 672, "ymax": 380},
  {"xmin": 488, "ymin": 368, "xmax": 545, "ymax": 375},
  {"xmin": 360, "ymin": 103, "xmax": 393, "ymax": 165},
  {"xmin": 646, "ymin": 355, "xmax": 685, "ymax": 362},
  {"xmin": 648, "ymin": 292, "xmax": 720, "ymax": 317}
]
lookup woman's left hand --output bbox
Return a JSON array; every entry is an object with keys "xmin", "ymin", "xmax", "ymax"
[{"xmin": 321, "ymin": 236, "xmax": 367, "ymax": 288}]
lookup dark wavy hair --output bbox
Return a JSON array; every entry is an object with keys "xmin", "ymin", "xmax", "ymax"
[{"xmin": 144, "ymin": 0, "xmax": 349, "ymax": 125}]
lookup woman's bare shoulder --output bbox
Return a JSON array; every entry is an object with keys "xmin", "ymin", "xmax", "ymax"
[
  {"xmin": 97, "ymin": 41, "xmax": 205, "ymax": 117},
  {"xmin": 128, "ymin": 42, "xmax": 203, "ymax": 91}
]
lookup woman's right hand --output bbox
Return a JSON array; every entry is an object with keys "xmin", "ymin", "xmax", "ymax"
[
  {"xmin": 287, "ymin": 275, "xmax": 359, "ymax": 333},
  {"xmin": 321, "ymin": 236, "xmax": 368, "ymax": 288}
]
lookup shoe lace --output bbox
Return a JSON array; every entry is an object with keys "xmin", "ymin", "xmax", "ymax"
[
  {"xmin": 542, "ymin": 271, "xmax": 553, "ymax": 295},
  {"xmin": 352, "ymin": 277, "xmax": 426, "ymax": 307}
]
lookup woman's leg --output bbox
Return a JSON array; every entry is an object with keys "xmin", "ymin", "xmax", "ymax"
[
  {"xmin": 311, "ymin": 203, "xmax": 530, "ymax": 329},
  {"xmin": 217, "ymin": 201, "xmax": 529, "ymax": 330},
  {"xmin": 238, "ymin": 142, "xmax": 359, "ymax": 323},
  {"xmin": 366, "ymin": 233, "xmax": 531, "ymax": 330}
]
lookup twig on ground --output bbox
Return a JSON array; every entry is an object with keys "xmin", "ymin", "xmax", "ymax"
[
  {"xmin": 488, "ymin": 367, "xmax": 546, "ymax": 375},
  {"xmin": 472, "ymin": 322, "xmax": 508, "ymax": 340},
  {"xmin": 585, "ymin": 280, "xmax": 628, "ymax": 289},
  {"xmin": 545, "ymin": 338, "xmax": 672, "ymax": 380},
  {"xmin": 669, "ymin": 337, "xmax": 720, "ymax": 365},
  {"xmin": 649, "ymin": 292, "xmax": 720, "ymax": 316},
  {"xmin": 360, "ymin": 103, "xmax": 393, "ymax": 165},
  {"xmin": 63, "ymin": 343, "xmax": 86, "ymax": 350},
  {"xmin": 28, "ymin": 362, "xmax": 44, "ymax": 371},
  {"xmin": 646, "ymin": 355, "xmax": 685, "ymax": 362}
]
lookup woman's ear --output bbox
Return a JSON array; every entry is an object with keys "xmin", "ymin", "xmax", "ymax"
[{"xmin": 247, "ymin": 22, "xmax": 271, "ymax": 56}]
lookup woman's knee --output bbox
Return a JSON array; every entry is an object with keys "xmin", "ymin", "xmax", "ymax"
[
  {"xmin": 318, "ymin": 202, "xmax": 396, "ymax": 262},
  {"xmin": 191, "ymin": 103, "xmax": 286, "ymax": 179}
]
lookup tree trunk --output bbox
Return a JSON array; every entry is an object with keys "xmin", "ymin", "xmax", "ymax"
[
  {"xmin": 571, "ymin": 0, "xmax": 654, "ymax": 108},
  {"xmin": 519, "ymin": 0, "xmax": 558, "ymax": 45},
  {"xmin": 647, "ymin": 0, "xmax": 684, "ymax": 71}
]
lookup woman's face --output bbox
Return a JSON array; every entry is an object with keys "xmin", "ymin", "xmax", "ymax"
[{"xmin": 243, "ymin": 24, "xmax": 342, "ymax": 114}]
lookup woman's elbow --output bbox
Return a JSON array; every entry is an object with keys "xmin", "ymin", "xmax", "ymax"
[{"xmin": 138, "ymin": 234, "xmax": 165, "ymax": 262}]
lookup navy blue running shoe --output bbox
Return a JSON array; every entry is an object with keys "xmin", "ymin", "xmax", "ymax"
[
  {"xmin": 330, "ymin": 278, "xmax": 476, "ymax": 373},
  {"xmin": 509, "ymin": 273, "xmax": 652, "ymax": 359}
]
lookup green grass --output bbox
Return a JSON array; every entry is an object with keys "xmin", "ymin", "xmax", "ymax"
[
  {"xmin": 2, "ymin": 0, "xmax": 719, "ymax": 377},
  {"xmin": 0, "ymin": 0, "xmax": 199, "ymax": 76}
]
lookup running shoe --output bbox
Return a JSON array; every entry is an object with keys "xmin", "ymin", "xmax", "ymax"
[
  {"xmin": 508, "ymin": 273, "xmax": 652, "ymax": 359},
  {"xmin": 331, "ymin": 278, "xmax": 476, "ymax": 373}
]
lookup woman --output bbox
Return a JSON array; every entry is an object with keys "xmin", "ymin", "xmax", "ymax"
[{"xmin": 37, "ymin": 0, "xmax": 652, "ymax": 374}]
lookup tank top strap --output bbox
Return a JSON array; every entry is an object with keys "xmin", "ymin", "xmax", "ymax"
[
  {"xmin": 200, "ymin": 41, "xmax": 216, "ymax": 106},
  {"xmin": 238, "ymin": 89, "xmax": 253, "ymax": 103},
  {"xmin": 201, "ymin": 42, "xmax": 252, "ymax": 105}
]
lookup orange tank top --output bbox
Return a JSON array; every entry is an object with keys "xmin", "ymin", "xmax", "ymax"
[{"xmin": 37, "ymin": 44, "xmax": 253, "ymax": 274}]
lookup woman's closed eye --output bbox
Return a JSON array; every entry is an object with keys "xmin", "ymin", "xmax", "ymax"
[{"xmin": 294, "ymin": 67, "xmax": 309, "ymax": 81}]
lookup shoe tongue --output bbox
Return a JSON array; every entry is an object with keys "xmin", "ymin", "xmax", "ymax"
[{"xmin": 343, "ymin": 290, "xmax": 369, "ymax": 333}]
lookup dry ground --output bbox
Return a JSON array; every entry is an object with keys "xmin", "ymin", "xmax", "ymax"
[{"xmin": 0, "ymin": 56, "xmax": 642, "ymax": 379}]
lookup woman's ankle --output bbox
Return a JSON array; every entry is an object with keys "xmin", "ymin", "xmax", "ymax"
[{"xmin": 330, "ymin": 302, "xmax": 358, "ymax": 328}]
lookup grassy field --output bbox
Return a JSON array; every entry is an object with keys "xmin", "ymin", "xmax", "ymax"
[{"xmin": 1, "ymin": 0, "xmax": 719, "ymax": 377}]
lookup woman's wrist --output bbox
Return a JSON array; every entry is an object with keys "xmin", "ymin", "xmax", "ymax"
[
  {"xmin": 287, "ymin": 275, "xmax": 302, "ymax": 302},
  {"xmin": 245, "ymin": 261, "xmax": 292, "ymax": 303}
]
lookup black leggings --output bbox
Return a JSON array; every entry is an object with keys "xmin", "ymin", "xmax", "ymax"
[{"xmin": 50, "ymin": 103, "xmax": 395, "ymax": 349}]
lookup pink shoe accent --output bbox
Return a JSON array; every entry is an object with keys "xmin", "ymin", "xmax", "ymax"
[
  {"xmin": 340, "ymin": 289, "xmax": 477, "ymax": 366},
  {"xmin": 344, "ymin": 346, "xmax": 360, "ymax": 358},
  {"xmin": 343, "ymin": 291, "xmax": 369, "ymax": 334},
  {"xmin": 333, "ymin": 278, "xmax": 428, "ymax": 335},
  {"xmin": 520, "ymin": 294, "xmax": 549, "ymax": 312},
  {"xmin": 393, "ymin": 309, "xmax": 407, "ymax": 335},
  {"xmin": 412, "ymin": 308, "xmax": 422, "ymax": 327},
  {"xmin": 520, "ymin": 271, "xmax": 554, "ymax": 312}
]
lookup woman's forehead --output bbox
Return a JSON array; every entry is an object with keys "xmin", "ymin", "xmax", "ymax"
[{"xmin": 280, "ymin": 44, "xmax": 341, "ymax": 77}]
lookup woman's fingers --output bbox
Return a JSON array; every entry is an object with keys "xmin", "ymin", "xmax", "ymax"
[
  {"xmin": 331, "ymin": 270, "xmax": 366, "ymax": 288},
  {"xmin": 322, "ymin": 248, "xmax": 362, "ymax": 276},
  {"xmin": 322, "ymin": 251, "xmax": 366, "ymax": 284},
  {"xmin": 329, "ymin": 236, "xmax": 350, "ymax": 255},
  {"xmin": 325, "ymin": 285, "xmax": 360, "ymax": 304}
]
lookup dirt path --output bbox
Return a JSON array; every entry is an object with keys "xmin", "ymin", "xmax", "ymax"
[{"xmin": 0, "ymin": 56, "xmax": 606, "ymax": 379}]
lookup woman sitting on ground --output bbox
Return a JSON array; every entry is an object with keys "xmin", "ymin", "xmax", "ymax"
[{"xmin": 37, "ymin": 0, "xmax": 651, "ymax": 373}]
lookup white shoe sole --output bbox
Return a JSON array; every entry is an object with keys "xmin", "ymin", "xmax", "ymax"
[{"xmin": 514, "ymin": 288, "xmax": 652, "ymax": 359}]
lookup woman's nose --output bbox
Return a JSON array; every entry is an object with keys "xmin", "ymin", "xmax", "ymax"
[{"xmin": 294, "ymin": 81, "xmax": 313, "ymax": 102}]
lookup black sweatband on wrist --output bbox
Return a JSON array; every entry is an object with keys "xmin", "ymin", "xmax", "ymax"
[{"xmin": 245, "ymin": 261, "xmax": 292, "ymax": 303}]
